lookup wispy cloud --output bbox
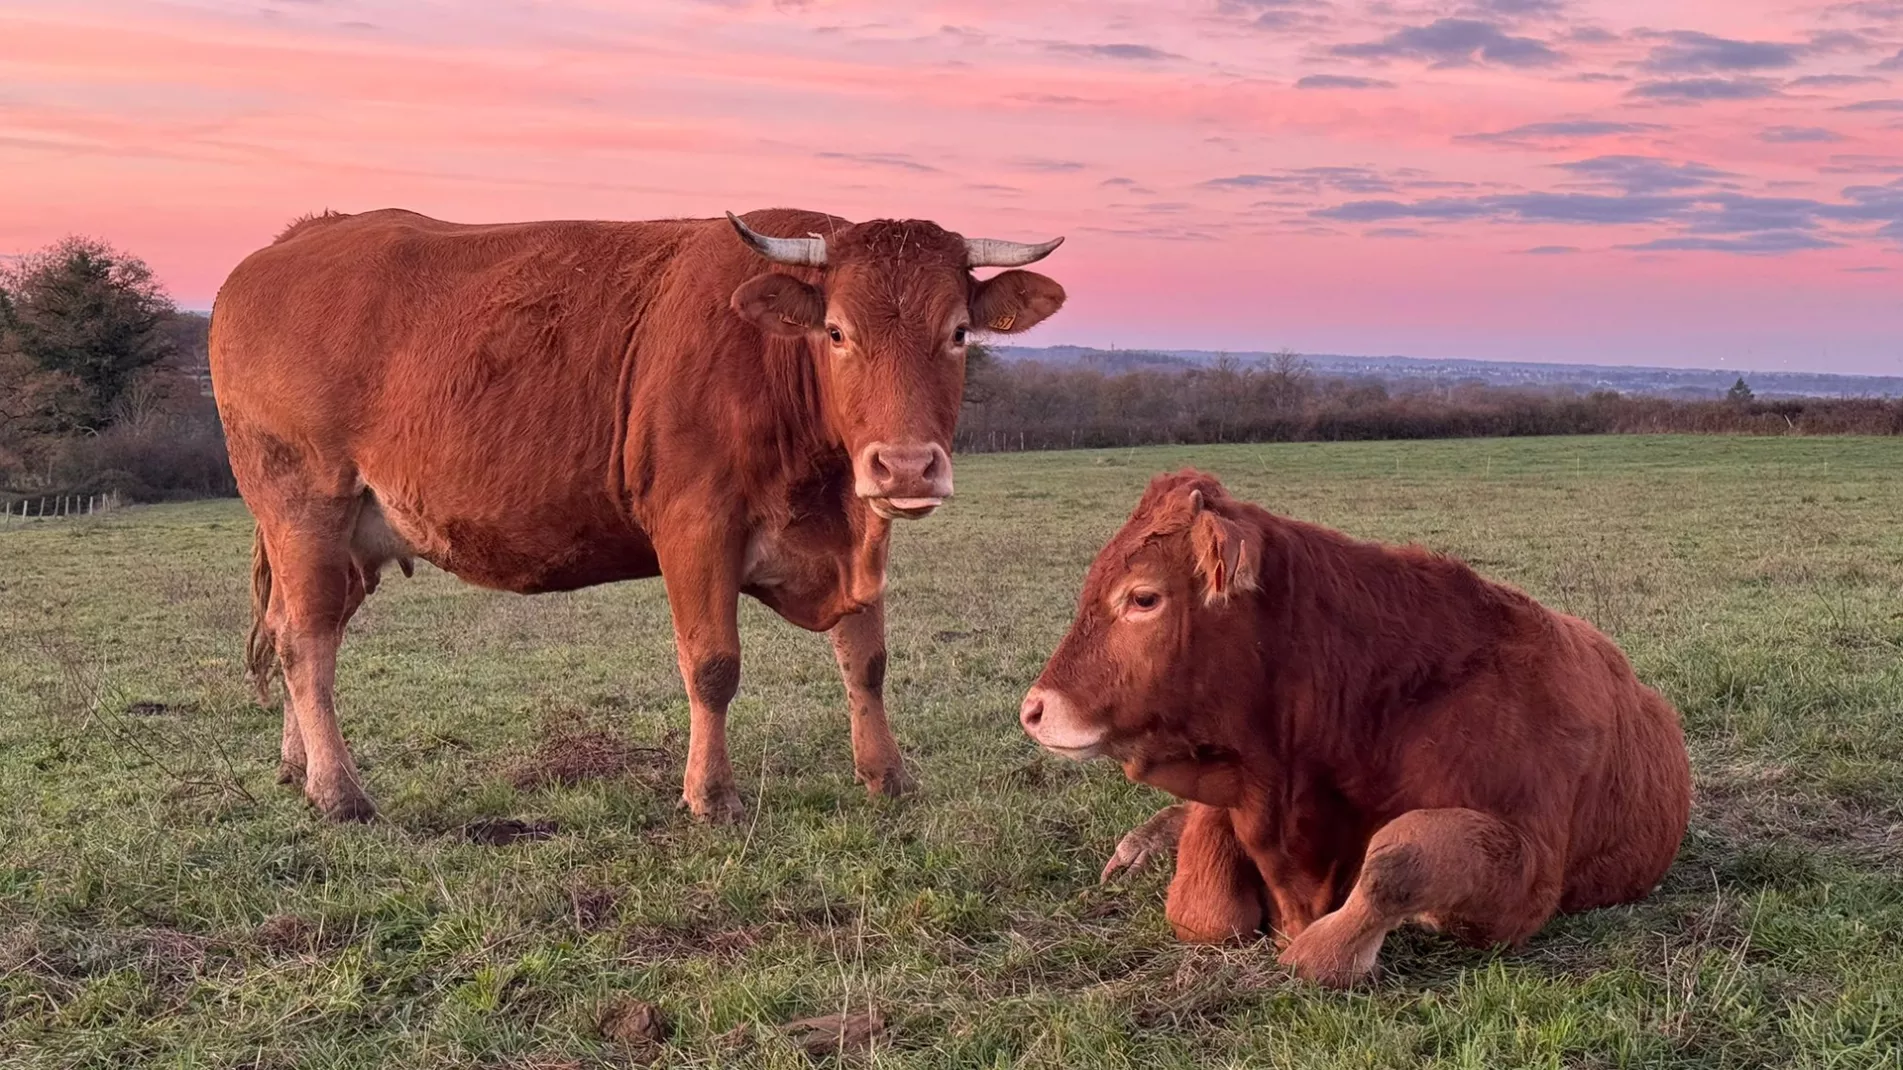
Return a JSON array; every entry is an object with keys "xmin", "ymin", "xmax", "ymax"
[
  {"xmin": 1761, "ymin": 125, "xmax": 1847, "ymax": 142},
  {"xmin": 1044, "ymin": 41, "xmax": 1183, "ymax": 62},
  {"xmin": 1629, "ymin": 77, "xmax": 1783, "ymax": 102},
  {"xmin": 1011, "ymin": 157, "xmax": 1089, "ymax": 172},
  {"xmin": 1332, "ymin": 18, "xmax": 1564, "ymax": 68},
  {"xmin": 1638, "ymin": 31, "xmax": 1805, "ymax": 74},
  {"xmin": 1788, "ymin": 74, "xmax": 1886, "ymax": 88},
  {"xmin": 1457, "ymin": 120, "xmax": 1669, "ymax": 144},
  {"xmin": 1295, "ymin": 74, "xmax": 1395, "ymax": 89},
  {"xmin": 1554, "ymin": 155, "xmax": 1736, "ymax": 193},
  {"xmin": 1619, "ymin": 232, "xmax": 1840, "ymax": 253}
]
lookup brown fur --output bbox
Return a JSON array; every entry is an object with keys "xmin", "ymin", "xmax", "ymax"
[
  {"xmin": 211, "ymin": 207, "xmax": 1064, "ymax": 821},
  {"xmin": 1023, "ymin": 469, "xmax": 1692, "ymax": 985}
]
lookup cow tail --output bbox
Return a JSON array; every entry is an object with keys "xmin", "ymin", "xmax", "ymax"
[{"xmin": 245, "ymin": 526, "xmax": 280, "ymax": 705}]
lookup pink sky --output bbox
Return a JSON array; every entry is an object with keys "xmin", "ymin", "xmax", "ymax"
[{"xmin": 3, "ymin": 0, "xmax": 1901, "ymax": 371}]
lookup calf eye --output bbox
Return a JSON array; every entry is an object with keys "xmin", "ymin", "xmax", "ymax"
[
  {"xmin": 952, "ymin": 325, "xmax": 969, "ymax": 347},
  {"xmin": 827, "ymin": 325, "xmax": 845, "ymax": 345}
]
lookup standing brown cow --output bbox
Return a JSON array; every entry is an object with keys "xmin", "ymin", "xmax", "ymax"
[
  {"xmin": 211, "ymin": 208, "xmax": 1064, "ymax": 822},
  {"xmin": 1019, "ymin": 470, "xmax": 1690, "ymax": 986}
]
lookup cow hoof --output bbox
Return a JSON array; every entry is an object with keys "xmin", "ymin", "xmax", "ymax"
[
  {"xmin": 309, "ymin": 782, "xmax": 378, "ymax": 823},
  {"xmin": 317, "ymin": 794, "xmax": 378, "ymax": 823},
  {"xmin": 1101, "ymin": 804, "xmax": 1190, "ymax": 883},
  {"xmin": 858, "ymin": 763, "xmax": 914, "ymax": 799},
  {"xmin": 276, "ymin": 760, "xmax": 306, "ymax": 786},
  {"xmin": 1277, "ymin": 914, "xmax": 1382, "ymax": 988},
  {"xmin": 679, "ymin": 786, "xmax": 746, "ymax": 824}
]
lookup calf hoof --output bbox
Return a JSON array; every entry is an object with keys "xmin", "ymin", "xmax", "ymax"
[
  {"xmin": 1277, "ymin": 911, "xmax": 1383, "ymax": 988},
  {"xmin": 679, "ymin": 784, "xmax": 746, "ymax": 824},
  {"xmin": 857, "ymin": 762, "xmax": 914, "ymax": 799}
]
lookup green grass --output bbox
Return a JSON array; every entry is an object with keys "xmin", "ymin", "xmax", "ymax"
[{"xmin": 4, "ymin": 435, "xmax": 1903, "ymax": 1069}]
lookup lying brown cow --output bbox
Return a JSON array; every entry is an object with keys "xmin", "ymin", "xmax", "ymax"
[
  {"xmin": 1019, "ymin": 470, "xmax": 1690, "ymax": 985},
  {"xmin": 211, "ymin": 208, "xmax": 1064, "ymax": 822}
]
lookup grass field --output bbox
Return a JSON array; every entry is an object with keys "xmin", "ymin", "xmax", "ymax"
[{"xmin": 4, "ymin": 435, "xmax": 1903, "ymax": 1069}]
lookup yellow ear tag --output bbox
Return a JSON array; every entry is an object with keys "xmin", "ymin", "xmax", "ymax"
[{"xmin": 990, "ymin": 312, "xmax": 1017, "ymax": 331}]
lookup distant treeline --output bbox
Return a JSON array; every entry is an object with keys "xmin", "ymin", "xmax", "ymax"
[
  {"xmin": 8, "ymin": 239, "xmax": 1901, "ymax": 509},
  {"xmin": 953, "ymin": 349, "xmax": 1903, "ymax": 453},
  {"xmin": 1, "ymin": 237, "xmax": 230, "ymax": 505}
]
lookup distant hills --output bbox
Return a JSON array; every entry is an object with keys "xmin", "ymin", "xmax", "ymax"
[{"xmin": 990, "ymin": 346, "xmax": 1903, "ymax": 401}]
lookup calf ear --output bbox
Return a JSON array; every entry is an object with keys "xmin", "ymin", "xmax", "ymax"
[
  {"xmin": 1188, "ymin": 490, "xmax": 1260, "ymax": 607},
  {"xmin": 731, "ymin": 273, "xmax": 826, "ymax": 336},
  {"xmin": 970, "ymin": 270, "xmax": 1066, "ymax": 334}
]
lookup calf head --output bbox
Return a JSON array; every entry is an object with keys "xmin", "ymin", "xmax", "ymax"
[
  {"xmin": 1020, "ymin": 470, "xmax": 1264, "ymax": 805},
  {"xmin": 727, "ymin": 212, "xmax": 1066, "ymax": 519}
]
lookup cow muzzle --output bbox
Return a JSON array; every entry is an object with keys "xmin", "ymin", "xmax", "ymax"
[
  {"xmin": 855, "ymin": 441, "xmax": 954, "ymax": 519},
  {"xmin": 1019, "ymin": 686, "xmax": 1109, "ymax": 760}
]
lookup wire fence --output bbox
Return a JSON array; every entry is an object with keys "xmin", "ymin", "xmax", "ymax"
[{"xmin": 0, "ymin": 491, "xmax": 124, "ymax": 525}]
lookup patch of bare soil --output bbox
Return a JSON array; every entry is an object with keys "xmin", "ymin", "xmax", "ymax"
[
  {"xmin": 254, "ymin": 914, "xmax": 349, "ymax": 955},
  {"xmin": 595, "ymin": 997, "xmax": 669, "ymax": 1063},
  {"xmin": 783, "ymin": 1008, "xmax": 886, "ymax": 1059},
  {"xmin": 462, "ymin": 817, "xmax": 559, "ymax": 846},
  {"xmin": 620, "ymin": 921, "xmax": 766, "ymax": 962},
  {"xmin": 506, "ymin": 711, "xmax": 671, "ymax": 791},
  {"xmin": 565, "ymin": 882, "xmax": 621, "ymax": 932},
  {"xmin": 1695, "ymin": 758, "xmax": 1903, "ymax": 866}
]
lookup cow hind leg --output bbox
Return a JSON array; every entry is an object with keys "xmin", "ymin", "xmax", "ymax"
[
  {"xmin": 262, "ymin": 515, "xmax": 377, "ymax": 822},
  {"xmin": 1278, "ymin": 808, "xmax": 1554, "ymax": 987},
  {"xmin": 1165, "ymin": 804, "xmax": 1268, "ymax": 943},
  {"xmin": 829, "ymin": 599, "xmax": 911, "ymax": 798}
]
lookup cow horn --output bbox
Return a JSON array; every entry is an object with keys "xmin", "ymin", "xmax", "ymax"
[
  {"xmin": 965, "ymin": 235, "xmax": 1064, "ymax": 268},
  {"xmin": 727, "ymin": 212, "xmax": 827, "ymax": 267}
]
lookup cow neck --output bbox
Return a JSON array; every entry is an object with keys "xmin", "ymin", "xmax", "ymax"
[
  {"xmin": 1254, "ymin": 515, "xmax": 1506, "ymax": 754},
  {"xmin": 745, "ymin": 331, "xmax": 849, "ymax": 502}
]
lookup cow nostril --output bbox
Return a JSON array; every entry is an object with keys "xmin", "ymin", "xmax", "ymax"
[
  {"xmin": 1020, "ymin": 696, "xmax": 1044, "ymax": 729},
  {"xmin": 922, "ymin": 451, "xmax": 942, "ymax": 482},
  {"xmin": 869, "ymin": 452, "xmax": 893, "ymax": 483}
]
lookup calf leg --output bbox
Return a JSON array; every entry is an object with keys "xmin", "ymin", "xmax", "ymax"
[
  {"xmin": 1165, "ymin": 804, "xmax": 1268, "ymax": 943},
  {"xmin": 829, "ymin": 599, "xmax": 911, "ymax": 798},
  {"xmin": 1278, "ymin": 808, "xmax": 1556, "ymax": 987}
]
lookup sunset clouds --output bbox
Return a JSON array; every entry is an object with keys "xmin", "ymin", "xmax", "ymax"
[{"xmin": 3, "ymin": 0, "xmax": 1900, "ymax": 368}]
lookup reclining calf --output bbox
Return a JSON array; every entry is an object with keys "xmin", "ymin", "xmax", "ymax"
[{"xmin": 1019, "ymin": 470, "xmax": 1692, "ymax": 986}]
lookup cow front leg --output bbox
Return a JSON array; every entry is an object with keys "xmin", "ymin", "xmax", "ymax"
[
  {"xmin": 828, "ymin": 599, "xmax": 912, "ymax": 798},
  {"xmin": 660, "ymin": 549, "xmax": 746, "ymax": 824},
  {"xmin": 1101, "ymin": 803, "xmax": 1190, "ymax": 882},
  {"xmin": 1277, "ymin": 808, "xmax": 1556, "ymax": 987},
  {"xmin": 1166, "ymin": 804, "xmax": 1267, "ymax": 942}
]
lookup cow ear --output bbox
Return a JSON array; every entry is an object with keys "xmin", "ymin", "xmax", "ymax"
[
  {"xmin": 731, "ymin": 272, "xmax": 826, "ymax": 336},
  {"xmin": 1188, "ymin": 494, "xmax": 1260, "ymax": 607},
  {"xmin": 970, "ymin": 270, "xmax": 1065, "ymax": 334}
]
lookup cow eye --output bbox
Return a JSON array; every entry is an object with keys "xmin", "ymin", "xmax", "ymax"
[
  {"xmin": 952, "ymin": 325, "xmax": 969, "ymax": 347},
  {"xmin": 1128, "ymin": 590, "xmax": 1162, "ymax": 612},
  {"xmin": 827, "ymin": 325, "xmax": 845, "ymax": 345}
]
